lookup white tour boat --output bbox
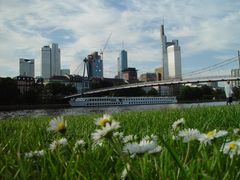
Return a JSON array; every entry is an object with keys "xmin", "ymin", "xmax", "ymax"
[{"xmin": 69, "ymin": 96, "xmax": 177, "ymax": 107}]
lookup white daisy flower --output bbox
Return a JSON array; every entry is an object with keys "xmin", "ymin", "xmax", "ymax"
[
  {"xmin": 25, "ymin": 150, "xmax": 45, "ymax": 158},
  {"xmin": 143, "ymin": 134, "xmax": 158, "ymax": 142},
  {"xmin": 148, "ymin": 145, "xmax": 162, "ymax": 154},
  {"xmin": 25, "ymin": 151, "xmax": 34, "ymax": 158},
  {"xmin": 221, "ymin": 140, "xmax": 240, "ymax": 158},
  {"xmin": 233, "ymin": 128, "xmax": 240, "ymax": 135},
  {"xmin": 113, "ymin": 132, "xmax": 124, "ymax": 139},
  {"xmin": 95, "ymin": 114, "xmax": 112, "ymax": 126},
  {"xmin": 121, "ymin": 163, "xmax": 130, "ymax": 180},
  {"xmin": 178, "ymin": 128, "xmax": 200, "ymax": 143},
  {"xmin": 49, "ymin": 138, "xmax": 68, "ymax": 151},
  {"xmin": 91, "ymin": 120, "xmax": 120, "ymax": 142},
  {"xmin": 122, "ymin": 135, "xmax": 137, "ymax": 143},
  {"xmin": 123, "ymin": 139, "xmax": 160, "ymax": 155},
  {"xmin": 74, "ymin": 139, "xmax": 86, "ymax": 151},
  {"xmin": 198, "ymin": 129, "xmax": 228, "ymax": 145},
  {"xmin": 172, "ymin": 118, "xmax": 185, "ymax": 130},
  {"xmin": 47, "ymin": 116, "xmax": 67, "ymax": 134},
  {"xmin": 34, "ymin": 150, "xmax": 45, "ymax": 157}
]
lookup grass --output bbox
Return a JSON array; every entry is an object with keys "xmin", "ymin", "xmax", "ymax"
[{"xmin": 1, "ymin": 105, "xmax": 240, "ymax": 179}]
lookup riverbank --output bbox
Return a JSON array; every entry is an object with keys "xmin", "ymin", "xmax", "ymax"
[
  {"xmin": 0, "ymin": 99, "xmax": 231, "ymax": 111},
  {"xmin": 1, "ymin": 105, "xmax": 240, "ymax": 179},
  {"xmin": 0, "ymin": 103, "xmax": 70, "ymax": 111}
]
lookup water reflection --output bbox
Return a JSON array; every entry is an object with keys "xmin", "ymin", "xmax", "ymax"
[{"xmin": 0, "ymin": 101, "xmax": 231, "ymax": 119}]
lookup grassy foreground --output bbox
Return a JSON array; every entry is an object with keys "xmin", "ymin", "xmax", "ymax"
[{"xmin": 1, "ymin": 105, "xmax": 240, "ymax": 179}]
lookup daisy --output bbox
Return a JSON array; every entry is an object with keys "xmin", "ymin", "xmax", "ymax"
[
  {"xmin": 142, "ymin": 134, "xmax": 158, "ymax": 142},
  {"xmin": 221, "ymin": 140, "xmax": 240, "ymax": 158},
  {"xmin": 122, "ymin": 135, "xmax": 137, "ymax": 143},
  {"xmin": 47, "ymin": 116, "xmax": 67, "ymax": 134},
  {"xmin": 178, "ymin": 128, "xmax": 200, "ymax": 143},
  {"xmin": 172, "ymin": 118, "xmax": 185, "ymax": 130},
  {"xmin": 121, "ymin": 163, "xmax": 130, "ymax": 180},
  {"xmin": 198, "ymin": 129, "xmax": 228, "ymax": 145},
  {"xmin": 148, "ymin": 145, "xmax": 162, "ymax": 154},
  {"xmin": 123, "ymin": 139, "xmax": 161, "ymax": 155},
  {"xmin": 49, "ymin": 138, "xmax": 68, "ymax": 151},
  {"xmin": 113, "ymin": 131, "xmax": 124, "ymax": 139},
  {"xmin": 233, "ymin": 128, "xmax": 240, "ymax": 135},
  {"xmin": 25, "ymin": 150, "xmax": 45, "ymax": 158},
  {"xmin": 74, "ymin": 139, "xmax": 86, "ymax": 151},
  {"xmin": 91, "ymin": 120, "xmax": 120, "ymax": 142},
  {"xmin": 95, "ymin": 114, "xmax": 112, "ymax": 126}
]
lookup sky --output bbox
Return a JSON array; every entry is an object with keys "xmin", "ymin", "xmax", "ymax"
[{"xmin": 0, "ymin": 0, "xmax": 240, "ymax": 78}]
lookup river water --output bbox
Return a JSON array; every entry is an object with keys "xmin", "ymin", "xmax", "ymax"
[{"xmin": 0, "ymin": 101, "xmax": 235, "ymax": 119}]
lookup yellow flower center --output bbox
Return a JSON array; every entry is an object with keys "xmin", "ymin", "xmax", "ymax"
[
  {"xmin": 228, "ymin": 143, "xmax": 237, "ymax": 149},
  {"xmin": 99, "ymin": 118, "xmax": 110, "ymax": 126},
  {"xmin": 57, "ymin": 122, "xmax": 66, "ymax": 131},
  {"xmin": 207, "ymin": 130, "xmax": 216, "ymax": 137}
]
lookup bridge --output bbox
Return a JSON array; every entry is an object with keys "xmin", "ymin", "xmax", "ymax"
[
  {"xmin": 64, "ymin": 53, "xmax": 240, "ymax": 99},
  {"xmin": 64, "ymin": 76, "xmax": 240, "ymax": 98}
]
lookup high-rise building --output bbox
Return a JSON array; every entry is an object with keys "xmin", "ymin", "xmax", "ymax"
[
  {"xmin": 160, "ymin": 25, "xmax": 182, "ymax": 80},
  {"xmin": 167, "ymin": 40, "xmax": 182, "ymax": 80},
  {"xmin": 51, "ymin": 43, "xmax": 61, "ymax": 76},
  {"xmin": 41, "ymin": 45, "xmax": 51, "ymax": 79},
  {"xmin": 19, "ymin": 58, "xmax": 34, "ymax": 77},
  {"xmin": 86, "ymin": 52, "xmax": 103, "ymax": 78},
  {"xmin": 41, "ymin": 43, "xmax": 61, "ymax": 79},
  {"xmin": 160, "ymin": 25, "xmax": 169, "ymax": 80},
  {"xmin": 118, "ymin": 50, "xmax": 128, "ymax": 78}
]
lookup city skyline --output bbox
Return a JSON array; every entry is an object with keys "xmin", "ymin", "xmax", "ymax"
[{"xmin": 0, "ymin": 0, "xmax": 240, "ymax": 78}]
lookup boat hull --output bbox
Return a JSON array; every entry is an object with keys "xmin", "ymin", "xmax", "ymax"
[{"xmin": 69, "ymin": 96, "xmax": 177, "ymax": 107}]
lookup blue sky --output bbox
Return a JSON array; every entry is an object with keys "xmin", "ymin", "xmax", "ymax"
[{"xmin": 0, "ymin": 0, "xmax": 240, "ymax": 78}]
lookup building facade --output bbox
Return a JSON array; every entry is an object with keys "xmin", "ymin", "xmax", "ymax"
[
  {"xmin": 14, "ymin": 76, "xmax": 35, "ymax": 94},
  {"xmin": 41, "ymin": 43, "xmax": 61, "ymax": 79},
  {"xmin": 167, "ymin": 41, "xmax": 182, "ymax": 80},
  {"xmin": 118, "ymin": 50, "xmax": 128, "ymax": 78},
  {"xmin": 160, "ymin": 25, "xmax": 182, "ymax": 81},
  {"xmin": 19, "ymin": 58, "xmax": 34, "ymax": 77},
  {"xmin": 51, "ymin": 43, "xmax": 61, "ymax": 77},
  {"xmin": 155, "ymin": 67, "xmax": 163, "ymax": 81},
  {"xmin": 87, "ymin": 52, "xmax": 103, "ymax": 78},
  {"xmin": 139, "ymin": 73, "xmax": 157, "ymax": 82},
  {"xmin": 160, "ymin": 25, "xmax": 169, "ymax": 80},
  {"xmin": 231, "ymin": 69, "xmax": 240, "ymax": 87},
  {"xmin": 122, "ymin": 67, "xmax": 138, "ymax": 82}
]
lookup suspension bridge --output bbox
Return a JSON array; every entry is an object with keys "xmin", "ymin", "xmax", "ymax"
[{"xmin": 65, "ymin": 53, "xmax": 240, "ymax": 98}]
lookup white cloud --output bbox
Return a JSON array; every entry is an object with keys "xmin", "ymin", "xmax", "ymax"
[{"xmin": 0, "ymin": 0, "xmax": 240, "ymax": 78}]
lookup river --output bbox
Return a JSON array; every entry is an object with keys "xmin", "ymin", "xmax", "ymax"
[{"xmin": 0, "ymin": 101, "xmax": 236, "ymax": 119}]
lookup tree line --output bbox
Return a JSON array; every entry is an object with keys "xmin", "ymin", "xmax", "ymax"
[{"xmin": 0, "ymin": 78, "xmax": 76, "ymax": 105}]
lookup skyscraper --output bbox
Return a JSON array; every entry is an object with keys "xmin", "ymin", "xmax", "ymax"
[
  {"xmin": 160, "ymin": 25, "xmax": 182, "ymax": 80},
  {"xmin": 41, "ymin": 43, "xmax": 61, "ymax": 79},
  {"xmin": 118, "ymin": 50, "xmax": 128, "ymax": 78},
  {"xmin": 51, "ymin": 43, "xmax": 61, "ymax": 76},
  {"xmin": 86, "ymin": 52, "xmax": 103, "ymax": 78},
  {"xmin": 167, "ymin": 40, "xmax": 182, "ymax": 80},
  {"xmin": 19, "ymin": 58, "xmax": 34, "ymax": 77},
  {"xmin": 160, "ymin": 25, "xmax": 169, "ymax": 80}
]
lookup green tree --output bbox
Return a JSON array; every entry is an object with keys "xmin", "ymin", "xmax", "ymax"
[
  {"xmin": 0, "ymin": 78, "xmax": 19, "ymax": 105},
  {"xmin": 43, "ymin": 82, "xmax": 77, "ymax": 103},
  {"xmin": 147, "ymin": 88, "xmax": 159, "ymax": 96}
]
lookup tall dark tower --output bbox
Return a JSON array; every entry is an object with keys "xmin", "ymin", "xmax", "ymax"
[{"xmin": 160, "ymin": 25, "xmax": 168, "ymax": 80}]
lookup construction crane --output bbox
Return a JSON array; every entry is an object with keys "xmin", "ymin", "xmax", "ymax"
[{"xmin": 100, "ymin": 32, "xmax": 112, "ymax": 60}]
